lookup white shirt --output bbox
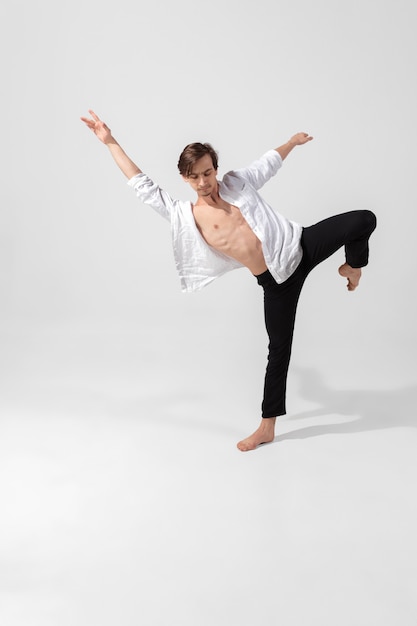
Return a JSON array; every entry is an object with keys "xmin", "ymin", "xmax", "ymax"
[{"xmin": 127, "ymin": 149, "xmax": 303, "ymax": 293}]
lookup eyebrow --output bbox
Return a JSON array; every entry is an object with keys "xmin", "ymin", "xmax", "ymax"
[{"xmin": 189, "ymin": 168, "xmax": 213, "ymax": 177}]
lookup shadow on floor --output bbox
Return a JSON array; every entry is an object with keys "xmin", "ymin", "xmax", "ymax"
[{"xmin": 276, "ymin": 367, "xmax": 417, "ymax": 442}]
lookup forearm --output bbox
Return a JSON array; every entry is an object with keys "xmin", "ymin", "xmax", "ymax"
[
  {"xmin": 106, "ymin": 137, "xmax": 142, "ymax": 179},
  {"xmin": 275, "ymin": 138, "xmax": 298, "ymax": 161},
  {"xmin": 275, "ymin": 132, "xmax": 313, "ymax": 160}
]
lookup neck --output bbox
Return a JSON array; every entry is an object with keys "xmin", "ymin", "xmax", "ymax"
[{"xmin": 196, "ymin": 183, "xmax": 220, "ymax": 206}]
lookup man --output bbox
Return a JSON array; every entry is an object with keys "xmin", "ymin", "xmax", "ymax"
[{"xmin": 81, "ymin": 110, "xmax": 376, "ymax": 451}]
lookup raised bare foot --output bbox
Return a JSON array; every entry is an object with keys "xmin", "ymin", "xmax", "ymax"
[
  {"xmin": 338, "ymin": 263, "xmax": 362, "ymax": 291},
  {"xmin": 237, "ymin": 418, "xmax": 276, "ymax": 452}
]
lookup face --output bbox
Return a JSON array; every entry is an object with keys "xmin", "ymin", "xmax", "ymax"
[{"xmin": 182, "ymin": 154, "xmax": 218, "ymax": 198}]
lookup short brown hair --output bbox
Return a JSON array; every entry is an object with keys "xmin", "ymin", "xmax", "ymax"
[{"xmin": 177, "ymin": 142, "xmax": 218, "ymax": 177}]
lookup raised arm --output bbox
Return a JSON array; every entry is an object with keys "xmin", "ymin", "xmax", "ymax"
[
  {"xmin": 80, "ymin": 110, "xmax": 142, "ymax": 179},
  {"xmin": 275, "ymin": 132, "xmax": 313, "ymax": 160},
  {"xmin": 232, "ymin": 131, "xmax": 314, "ymax": 190}
]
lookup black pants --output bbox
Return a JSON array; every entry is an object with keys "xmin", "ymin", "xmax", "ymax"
[{"xmin": 256, "ymin": 210, "xmax": 377, "ymax": 418}]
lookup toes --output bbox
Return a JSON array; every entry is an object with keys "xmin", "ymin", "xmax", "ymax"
[{"xmin": 237, "ymin": 439, "xmax": 255, "ymax": 452}]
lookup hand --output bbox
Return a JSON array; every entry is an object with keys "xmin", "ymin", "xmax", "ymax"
[
  {"xmin": 276, "ymin": 132, "xmax": 314, "ymax": 160},
  {"xmin": 289, "ymin": 132, "xmax": 314, "ymax": 146},
  {"xmin": 80, "ymin": 109, "xmax": 113, "ymax": 144}
]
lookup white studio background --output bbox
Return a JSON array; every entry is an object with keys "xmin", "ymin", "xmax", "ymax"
[{"xmin": 1, "ymin": 1, "xmax": 417, "ymax": 625}]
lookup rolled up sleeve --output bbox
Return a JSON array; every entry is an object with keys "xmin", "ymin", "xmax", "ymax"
[{"xmin": 127, "ymin": 173, "xmax": 175, "ymax": 221}]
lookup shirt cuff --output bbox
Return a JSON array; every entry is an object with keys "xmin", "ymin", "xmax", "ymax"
[{"xmin": 266, "ymin": 149, "xmax": 283, "ymax": 166}]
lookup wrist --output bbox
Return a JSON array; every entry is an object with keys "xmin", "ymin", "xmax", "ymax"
[{"xmin": 104, "ymin": 136, "xmax": 118, "ymax": 146}]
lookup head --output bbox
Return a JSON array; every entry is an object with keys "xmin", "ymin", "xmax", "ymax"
[{"xmin": 178, "ymin": 142, "xmax": 219, "ymax": 197}]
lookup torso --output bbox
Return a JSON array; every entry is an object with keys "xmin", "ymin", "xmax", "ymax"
[{"xmin": 192, "ymin": 196, "xmax": 268, "ymax": 276}]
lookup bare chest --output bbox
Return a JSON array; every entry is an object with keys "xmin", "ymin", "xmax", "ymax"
[
  {"xmin": 192, "ymin": 201, "xmax": 248, "ymax": 241},
  {"xmin": 191, "ymin": 198, "xmax": 266, "ymax": 272}
]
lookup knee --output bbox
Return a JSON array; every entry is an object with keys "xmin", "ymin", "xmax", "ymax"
[{"xmin": 361, "ymin": 209, "xmax": 377, "ymax": 233}]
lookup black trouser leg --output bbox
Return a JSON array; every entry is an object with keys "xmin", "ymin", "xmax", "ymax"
[
  {"xmin": 301, "ymin": 209, "xmax": 377, "ymax": 270},
  {"xmin": 257, "ymin": 264, "xmax": 307, "ymax": 417},
  {"xmin": 257, "ymin": 210, "xmax": 377, "ymax": 418}
]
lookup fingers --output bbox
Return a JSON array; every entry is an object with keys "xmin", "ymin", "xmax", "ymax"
[
  {"xmin": 80, "ymin": 110, "xmax": 108, "ymax": 134},
  {"xmin": 290, "ymin": 132, "xmax": 313, "ymax": 145},
  {"xmin": 80, "ymin": 117, "xmax": 96, "ymax": 131},
  {"xmin": 80, "ymin": 110, "xmax": 101, "ymax": 125},
  {"xmin": 298, "ymin": 132, "xmax": 313, "ymax": 144},
  {"xmin": 89, "ymin": 109, "xmax": 100, "ymax": 121}
]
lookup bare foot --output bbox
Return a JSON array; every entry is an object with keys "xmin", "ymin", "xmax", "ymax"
[
  {"xmin": 338, "ymin": 263, "xmax": 362, "ymax": 291},
  {"xmin": 237, "ymin": 418, "xmax": 276, "ymax": 452}
]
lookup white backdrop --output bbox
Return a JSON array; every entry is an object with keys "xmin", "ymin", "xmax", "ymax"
[
  {"xmin": 2, "ymin": 0, "xmax": 416, "ymax": 334},
  {"xmin": 1, "ymin": 1, "xmax": 416, "ymax": 625}
]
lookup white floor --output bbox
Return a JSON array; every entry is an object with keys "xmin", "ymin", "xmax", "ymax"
[{"xmin": 1, "ymin": 323, "xmax": 416, "ymax": 626}]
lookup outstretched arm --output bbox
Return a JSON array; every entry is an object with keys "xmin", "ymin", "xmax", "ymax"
[
  {"xmin": 232, "ymin": 132, "xmax": 314, "ymax": 190},
  {"xmin": 275, "ymin": 132, "xmax": 313, "ymax": 160},
  {"xmin": 80, "ymin": 110, "xmax": 142, "ymax": 179}
]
